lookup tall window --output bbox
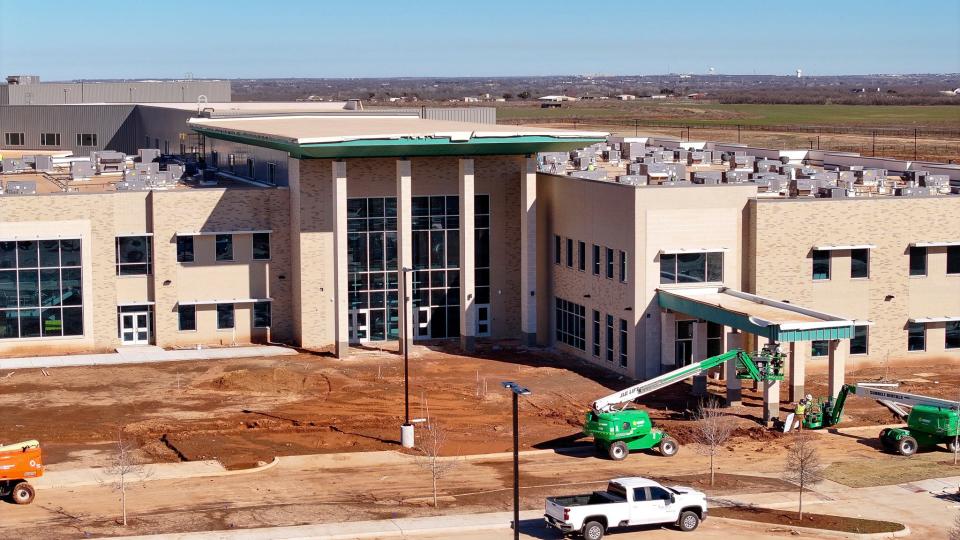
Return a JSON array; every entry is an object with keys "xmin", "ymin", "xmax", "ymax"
[
  {"xmin": 76, "ymin": 133, "xmax": 97, "ymax": 147},
  {"xmin": 618, "ymin": 250, "xmax": 628, "ymax": 283},
  {"xmin": 605, "ymin": 314, "xmax": 614, "ymax": 362},
  {"xmin": 909, "ymin": 246, "xmax": 927, "ymax": 276},
  {"xmin": 811, "ymin": 340, "xmax": 829, "ymax": 357},
  {"xmin": 660, "ymin": 252, "xmax": 723, "ymax": 284},
  {"xmin": 216, "ymin": 303, "xmax": 234, "ymax": 330},
  {"xmin": 0, "ymin": 239, "xmax": 83, "ymax": 339},
  {"xmin": 619, "ymin": 319, "xmax": 628, "ymax": 367},
  {"xmin": 349, "ymin": 197, "xmax": 399, "ymax": 341},
  {"xmin": 554, "ymin": 235, "xmax": 561, "ymax": 265},
  {"xmin": 40, "ymin": 133, "xmax": 60, "ymax": 146},
  {"xmin": 267, "ymin": 162, "xmax": 277, "ymax": 184},
  {"xmin": 949, "ymin": 246, "xmax": 960, "ymax": 275},
  {"xmin": 177, "ymin": 305, "xmax": 196, "ymax": 331},
  {"xmin": 565, "ymin": 238, "xmax": 573, "ymax": 268},
  {"xmin": 252, "ymin": 233, "xmax": 271, "ymax": 260},
  {"xmin": 592, "ymin": 310, "xmax": 600, "ymax": 357},
  {"xmin": 253, "ymin": 301, "xmax": 271, "ymax": 328},
  {"xmin": 115, "ymin": 236, "xmax": 152, "ymax": 275},
  {"xmin": 907, "ymin": 322, "xmax": 925, "ymax": 351},
  {"xmin": 246, "ymin": 158, "xmax": 255, "ymax": 178},
  {"xmin": 4, "ymin": 133, "xmax": 25, "ymax": 146},
  {"xmin": 215, "ymin": 234, "xmax": 233, "ymax": 261},
  {"xmin": 707, "ymin": 322, "xmax": 723, "ymax": 357},
  {"xmin": 578, "ymin": 241, "xmax": 586, "ymax": 272},
  {"xmin": 176, "ymin": 236, "xmax": 194, "ymax": 263},
  {"xmin": 850, "ymin": 249, "xmax": 869, "ymax": 279},
  {"xmin": 555, "ymin": 297, "xmax": 585, "ymax": 350},
  {"xmin": 605, "ymin": 248, "xmax": 614, "ymax": 279},
  {"xmin": 850, "ymin": 325, "xmax": 868, "ymax": 355},
  {"xmin": 675, "ymin": 320, "xmax": 693, "ymax": 365},
  {"xmin": 592, "ymin": 244, "xmax": 600, "ymax": 275},
  {"xmin": 947, "ymin": 321, "xmax": 960, "ymax": 350},
  {"xmin": 812, "ymin": 250, "xmax": 830, "ymax": 280}
]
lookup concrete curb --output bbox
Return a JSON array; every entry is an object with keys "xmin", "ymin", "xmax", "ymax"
[{"xmin": 717, "ymin": 517, "xmax": 911, "ymax": 539}]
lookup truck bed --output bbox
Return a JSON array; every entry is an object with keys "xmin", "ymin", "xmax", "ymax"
[{"xmin": 547, "ymin": 491, "xmax": 625, "ymax": 507}]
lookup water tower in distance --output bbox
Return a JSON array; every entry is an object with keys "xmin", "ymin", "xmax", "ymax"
[{"xmin": 796, "ymin": 68, "xmax": 803, "ymax": 78}]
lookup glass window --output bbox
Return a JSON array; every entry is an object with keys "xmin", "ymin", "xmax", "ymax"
[
  {"xmin": 4, "ymin": 133, "xmax": 25, "ymax": 146},
  {"xmin": 677, "ymin": 253, "xmax": 706, "ymax": 282},
  {"xmin": 0, "ymin": 238, "xmax": 83, "ymax": 340},
  {"xmin": 606, "ymin": 315, "xmax": 614, "ymax": 362},
  {"xmin": 592, "ymin": 310, "xmax": 600, "ymax": 357},
  {"xmin": 254, "ymin": 301, "xmax": 271, "ymax": 328},
  {"xmin": 554, "ymin": 235, "xmax": 561, "ymax": 265},
  {"xmin": 592, "ymin": 244, "xmax": 600, "ymax": 275},
  {"xmin": 850, "ymin": 325, "xmax": 868, "ymax": 355},
  {"xmin": 605, "ymin": 248, "xmax": 614, "ymax": 279},
  {"xmin": 115, "ymin": 236, "xmax": 152, "ymax": 275},
  {"xmin": 618, "ymin": 251, "xmax": 627, "ymax": 283},
  {"xmin": 706, "ymin": 252, "xmax": 723, "ymax": 282},
  {"xmin": 566, "ymin": 238, "xmax": 573, "ymax": 268},
  {"xmin": 851, "ymin": 249, "xmax": 869, "ymax": 279},
  {"xmin": 648, "ymin": 487, "xmax": 672, "ymax": 501},
  {"xmin": 215, "ymin": 234, "xmax": 233, "ymax": 261},
  {"xmin": 267, "ymin": 162, "xmax": 277, "ymax": 184},
  {"xmin": 40, "ymin": 133, "xmax": 60, "ymax": 146},
  {"xmin": 178, "ymin": 305, "xmax": 196, "ymax": 331},
  {"xmin": 554, "ymin": 297, "xmax": 585, "ymax": 350},
  {"xmin": 216, "ymin": 303, "xmax": 234, "ymax": 329},
  {"xmin": 811, "ymin": 340, "xmax": 829, "ymax": 357},
  {"xmin": 947, "ymin": 321, "xmax": 960, "ymax": 350},
  {"xmin": 949, "ymin": 246, "xmax": 960, "ymax": 275},
  {"xmin": 176, "ymin": 236, "xmax": 194, "ymax": 263},
  {"xmin": 76, "ymin": 133, "xmax": 98, "ymax": 147},
  {"xmin": 909, "ymin": 246, "xmax": 926, "ymax": 276},
  {"xmin": 908, "ymin": 322, "xmax": 925, "ymax": 351},
  {"xmin": 619, "ymin": 319, "xmax": 628, "ymax": 367},
  {"xmin": 812, "ymin": 250, "xmax": 830, "ymax": 280},
  {"xmin": 660, "ymin": 254, "xmax": 676, "ymax": 284},
  {"xmin": 252, "ymin": 233, "xmax": 271, "ymax": 260},
  {"xmin": 675, "ymin": 320, "xmax": 693, "ymax": 365},
  {"xmin": 707, "ymin": 322, "xmax": 723, "ymax": 357},
  {"xmin": 578, "ymin": 241, "xmax": 586, "ymax": 272}
]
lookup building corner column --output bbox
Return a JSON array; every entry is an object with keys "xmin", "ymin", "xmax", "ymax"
[
  {"xmin": 396, "ymin": 160, "xmax": 413, "ymax": 353},
  {"xmin": 725, "ymin": 331, "xmax": 743, "ymax": 406},
  {"xmin": 691, "ymin": 321, "xmax": 707, "ymax": 396},
  {"xmin": 459, "ymin": 158, "xmax": 476, "ymax": 352},
  {"xmin": 789, "ymin": 341, "xmax": 806, "ymax": 403},
  {"xmin": 828, "ymin": 339, "xmax": 847, "ymax": 399},
  {"xmin": 660, "ymin": 310, "xmax": 676, "ymax": 372},
  {"xmin": 520, "ymin": 156, "xmax": 537, "ymax": 346},
  {"xmin": 332, "ymin": 161, "xmax": 349, "ymax": 358}
]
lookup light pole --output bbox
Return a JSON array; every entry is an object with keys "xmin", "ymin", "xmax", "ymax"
[
  {"xmin": 400, "ymin": 267, "xmax": 415, "ymax": 448},
  {"xmin": 502, "ymin": 381, "xmax": 531, "ymax": 540}
]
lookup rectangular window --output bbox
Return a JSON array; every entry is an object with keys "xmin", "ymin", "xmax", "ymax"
[
  {"xmin": 811, "ymin": 340, "xmax": 829, "ymax": 357},
  {"xmin": 554, "ymin": 235, "xmax": 561, "ymax": 265},
  {"xmin": 252, "ymin": 233, "xmax": 271, "ymax": 260},
  {"xmin": 909, "ymin": 246, "xmax": 927, "ymax": 276},
  {"xmin": 605, "ymin": 247, "xmax": 614, "ymax": 279},
  {"xmin": 554, "ymin": 297, "xmax": 585, "ymax": 350},
  {"xmin": 706, "ymin": 322, "xmax": 723, "ymax": 357},
  {"xmin": 812, "ymin": 250, "xmax": 830, "ymax": 280},
  {"xmin": 0, "ymin": 239, "xmax": 84, "ymax": 340},
  {"xmin": 177, "ymin": 305, "xmax": 196, "ymax": 331},
  {"xmin": 253, "ymin": 301, "xmax": 271, "ymax": 328},
  {"xmin": 660, "ymin": 252, "xmax": 724, "ymax": 284},
  {"xmin": 706, "ymin": 252, "xmax": 723, "ymax": 282},
  {"xmin": 246, "ymin": 158, "xmax": 255, "ymax": 178},
  {"xmin": 850, "ymin": 325, "xmax": 868, "ymax": 355},
  {"xmin": 619, "ymin": 319, "xmax": 628, "ymax": 367},
  {"xmin": 566, "ymin": 238, "xmax": 573, "ymax": 268},
  {"xmin": 592, "ymin": 310, "xmax": 600, "ymax": 357},
  {"xmin": 4, "ymin": 132, "xmax": 25, "ymax": 146},
  {"xmin": 606, "ymin": 315, "xmax": 614, "ymax": 362},
  {"xmin": 210, "ymin": 151, "xmax": 219, "ymax": 168},
  {"xmin": 675, "ymin": 320, "xmax": 693, "ymax": 365},
  {"xmin": 578, "ymin": 241, "xmax": 586, "ymax": 272},
  {"xmin": 40, "ymin": 133, "xmax": 60, "ymax": 146},
  {"xmin": 176, "ymin": 236, "xmax": 194, "ymax": 263},
  {"xmin": 267, "ymin": 162, "xmax": 277, "ymax": 184},
  {"xmin": 947, "ymin": 321, "xmax": 960, "ymax": 350},
  {"xmin": 618, "ymin": 250, "xmax": 627, "ymax": 283},
  {"xmin": 76, "ymin": 133, "xmax": 97, "ymax": 147},
  {"xmin": 850, "ymin": 249, "xmax": 869, "ymax": 279},
  {"xmin": 908, "ymin": 322, "xmax": 925, "ymax": 351},
  {"xmin": 215, "ymin": 234, "xmax": 233, "ymax": 262},
  {"xmin": 216, "ymin": 303, "xmax": 235, "ymax": 330},
  {"xmin": 592, "ymin": 244, "xmax": 600, "ymax": 275},
  {"xmin": 115, "ymin": 236, "xmax": 152, "ymax": 275},
  {"xmin": 949, "ymin": 246, "xmax": 960, "ymax": 275}
]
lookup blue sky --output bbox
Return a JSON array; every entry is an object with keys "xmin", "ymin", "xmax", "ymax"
[{"xmin": 1, "ymin": 0, "xmax": 958, "ymax": 79}]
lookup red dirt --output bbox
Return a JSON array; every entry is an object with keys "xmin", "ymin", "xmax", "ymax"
[{"xmin": 712, "ymin": 506, "xmax": 905, "ymax": 533}]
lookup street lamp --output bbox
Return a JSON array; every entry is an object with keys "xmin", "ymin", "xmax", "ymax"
[
  {"xmin": 502, "ymin": 381, "xmax": 531, "ymax": 540},
  {"xmin": 400, "ymin": 267, "xmax": 415, "ymax": 448}
]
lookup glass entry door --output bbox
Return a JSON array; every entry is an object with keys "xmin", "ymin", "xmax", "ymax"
[
  {"xmin": 476, "ymin": 304, "xmax": 491, "ymax": 337},
  {"xmin": 349, "ymin": 309, "xmax": 369, "ymax": 343},
  {"xmin": 120, "ymin": 311, "xmax": 150, "ymax": 345}
]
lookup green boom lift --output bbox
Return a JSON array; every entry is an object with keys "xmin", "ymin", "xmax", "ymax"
[
  {"xmin": 584, "ymin": 347, "xmax": 785, "ymax": 461},
  {"xmin": 802, "ymin": 383, "xmax": 959, "ymax": 456}
]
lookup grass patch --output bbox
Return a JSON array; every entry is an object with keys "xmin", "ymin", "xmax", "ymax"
[
  {"xmin": 823, "ymin": 454, "xmax": 960, "ymax": 488},
  {"xmin": 712, "ymin": 506, "xmax": 905, "ymax": 534}
]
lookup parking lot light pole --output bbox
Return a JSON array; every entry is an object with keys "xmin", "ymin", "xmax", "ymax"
[
  {"xmin": 502, "ymin": 381, "xmax": 531, "ymax": 540},
  {"xmin": 400, "ymin": 267, "xmax": 415, "ymax": 448}
]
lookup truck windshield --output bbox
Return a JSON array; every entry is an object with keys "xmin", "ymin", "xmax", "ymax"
[{"xmin": 606, "ymin": 483, "xmax": 627, "ymax": 501}]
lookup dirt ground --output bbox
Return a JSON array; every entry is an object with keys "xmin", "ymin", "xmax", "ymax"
[{"xmin": 710, "ymin": 506, "xmax": 904, "ymax": 534}]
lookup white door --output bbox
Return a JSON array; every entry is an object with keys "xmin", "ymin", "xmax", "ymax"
[
  {"xmin": 349, "ymin": 309, "xmax": 369, "ymax": 343},
  {"xmin": 476, "ymin": 304, "xmax": 491, "ymax": 337},
  {"xmin": 120, "ymin": 312, "xmax": 150, "ymax": 345},
  {"xmin": 415, "ymin": 306, "xmax": 431, "ymax": 339}
]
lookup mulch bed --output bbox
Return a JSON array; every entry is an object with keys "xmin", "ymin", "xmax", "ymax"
[{"xmin": 711, "ymin": 506, "xmax": 905, "ymax": 534}]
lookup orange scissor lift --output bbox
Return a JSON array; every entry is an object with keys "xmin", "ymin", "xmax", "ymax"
[{"xmin": 0, "ymin": 440, "xmax": 44, "ymax": 504}]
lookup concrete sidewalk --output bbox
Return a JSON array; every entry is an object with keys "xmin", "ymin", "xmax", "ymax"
[
  {"xmin": 33, "ymin": 457, "xmax": 280, "ymax": 490},
  {"xmin": 0, "ymin": 344, "xmax": 297, "ymax": 370}
]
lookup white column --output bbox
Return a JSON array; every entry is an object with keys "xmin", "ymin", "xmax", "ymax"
[
  {"xmin": 660, "ymin": 311, "xmax": 676, "ymax": 371},
  {"xmin": 520, "ymin": 156, "xmax": 537, "ymax": 346},
  {"xmin": 828, "ymin": 339, "xmax": 847, "ymax": 399},
  {"xmin": 789, "ymin": 341, "xmax": 807, "ymax": 403},
  {"xmin": 459, "ymin": 158, "xmax": 476, "ymax": 352},
  {"xmin": 691, "ymin": 321, "xmax": 707, "ymax": 396},
  {"xmin": 396, "ymin": 160, "xmax": 413, "ymax": 352},
  {"xmin": 332, "ymin": 161, "xmax": 349, "ymax": 358},
  {"xmin": 759, "ymin": 336, "xmax": 779, "ymax": 423},
  {"xmin": 725, "ymin": 331, "xmax": 742, "ymax": 406}
]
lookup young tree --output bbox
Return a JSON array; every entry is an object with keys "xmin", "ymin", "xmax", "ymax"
[
  {"xmin": 101, "ymin": 429, "xmax": 150, "ymax": 527},
  {"xmin": 950, "ymin": 510, "xmax": 960, "ymax": 540},
  {"xmin": 781, "ymin": 432, "xmax": 825, "ymax": 521},
  {"xmin": 691, "ymin": 400, "xmax": 737, "ymax": 486},
  {"xmin": 413, "ymin": 422, "xmax": 459, "ymax": 507}
]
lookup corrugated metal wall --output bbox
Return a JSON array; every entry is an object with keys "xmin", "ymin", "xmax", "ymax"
[
  {"xmin": 0, "ymin": 105, "xmax": 139, "ymax": 155},
  {"xmin": 369, "ymin": 107, "xmax": 496, "ymax": 124},
  {"xmin": 1, "ymin": 81, "xmax": 231, "ymax": 105}
]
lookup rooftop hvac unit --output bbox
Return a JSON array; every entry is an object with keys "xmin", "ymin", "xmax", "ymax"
[
  {"xmin": 570, "ymin": 170, "xmax": 608, "ymax": 181},
  {"xmin": 816, "ymin": 187, "xmax": 846, "ymax": 198},
  {"xmin": 616, "ymin": 174, "xmax": 647, "ymax": 186},
  {"xmin": 901, "ymin": 170, "xmax": 928, "ymax": 183},
  {"xmin": 138, "ymin": 148, "xmax": 161, "ymax": 163},
  {"xmin": 5, "ymin": 181, "xmax": 37, "ymax": 195},
  {"xmin": 71, "ymin": 161, "xmax": 95, "ymax": 179},
  {"xmin": 34, "ymin": 155, "xmax": 54, "ymax": 172},
  {"xmin": 920, "ymin": 174, "xmax": 949, "ymax": 188}
]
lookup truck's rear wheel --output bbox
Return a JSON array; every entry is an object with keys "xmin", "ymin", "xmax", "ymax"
[
  {"xmin": 583, "ymin": 520, "xmax": 605, "ymax": 540},
  {"xmin": 608, "ymin": 441, "xmax": 628, "ymax": 461},
  {"xmin": 10, "ymin": 482, "xmax": 34, "ymax": 505},
  {"xmin": 897, "ymin": 436, "xmax": 918, "ymax": 456},
  {"xmin": 659, "ymin": 437, "xmax": 679, "ymax": 457},
  {"xmin": 677, "ymin": 510, "xmax": 701, "ymax": 532}
]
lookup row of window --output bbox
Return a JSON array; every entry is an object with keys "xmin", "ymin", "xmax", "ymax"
[
  {"xmin": 209, "ymin": 151, "xmax": 279, "ymax": 184},
  {"xmin": 660, "ymin": 252, "xmax": 724, "ymax": 285},
  {"xmin": 809, "ymin": 322, "xmax": 960, "ymax": 356},
  {"xmin": 177, "ymin": 233, "xmax": 271, "ymax": 264},
  {"xmin": 3, "ymin": 132, "xmax": 96, "ymax": 147},
  {"xmin": 554, "ymin": 235, "xmax": 627, "ymax": 283},
  {"xmin": 592, "ymin": 310, "xmax": 629, "ymax": 368},
  {"xmin": 114, "ymin": 233, "xmax": 272, "ymax": 276},
  {"xmin": 176, "ymin": 302, "xmax": 272, "ymax": 331},
  {"xmin": 813, "ymin": 246, "xmax": 960, "ymax": 280},
  {"xmin": 555, "ymin": 297, "xmax": 629, "ymax": 368}
]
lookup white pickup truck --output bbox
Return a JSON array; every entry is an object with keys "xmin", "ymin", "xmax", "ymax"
[{"xmin": 544, "ymin": 477, "xmax": 707, "ymax": 539}]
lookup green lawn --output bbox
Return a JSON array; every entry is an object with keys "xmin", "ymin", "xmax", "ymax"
[{"xmin": 496, "ymin": 102, "xmax": 960, "ymax": 128}]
